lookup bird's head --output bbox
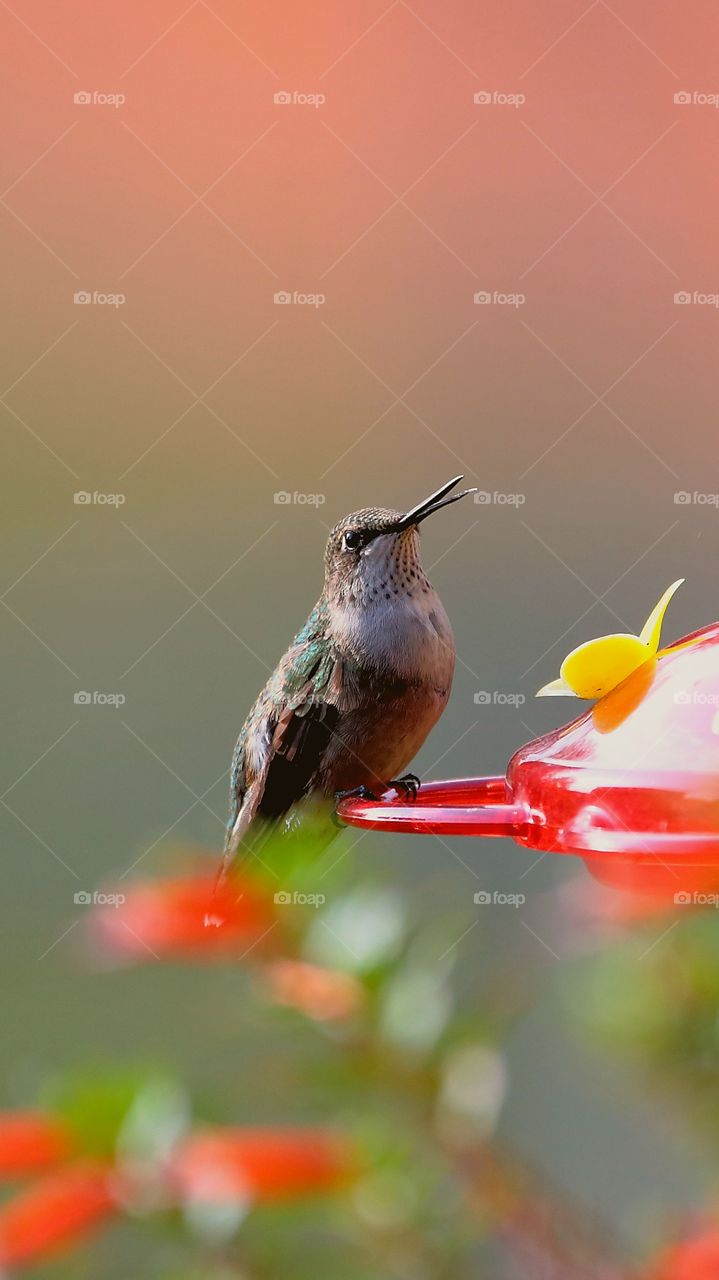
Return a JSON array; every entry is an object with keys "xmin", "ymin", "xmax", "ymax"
[{"xmin": 323, "ymin": 475, "xmax": 476, "ymax": 606}]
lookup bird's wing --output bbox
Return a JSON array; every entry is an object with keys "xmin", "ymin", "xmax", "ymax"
[
  {"xmin": 226, "ymin": 718, "xmax": 255, "ymax": 847},
  {"xmin": 258, "ymin": 671, "xmax": 340, "ymax": 820},
  {"xmin": 225, "ymin": 604, "xmax": 341, "ymax": 856}
]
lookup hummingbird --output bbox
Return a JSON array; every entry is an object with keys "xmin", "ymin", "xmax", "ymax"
[{"xmin": 223, "ymin": 475, "xmax": 476, "ymax": 871}]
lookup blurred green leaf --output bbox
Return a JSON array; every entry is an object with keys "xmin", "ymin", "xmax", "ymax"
[{"xmin": 45, "ymin": 1068, "xmax": 157, "ymax": 1158}]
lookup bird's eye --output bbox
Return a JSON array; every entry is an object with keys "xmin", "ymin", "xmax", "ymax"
[{"xmin": 343, "ymin": 529, "xmax": 363, "ymax": 551}]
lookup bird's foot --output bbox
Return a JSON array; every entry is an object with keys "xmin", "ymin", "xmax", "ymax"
[
  {"xmin": 386, "ymin": 772, "xmax": 421, "ymax": 802},
  {"xmin": 333, "ymin": 783, "xmax": 378, "ymax": 828},
  {"xmin": 334, "ymin": 784, "xmax": 379, "ymax": 803}
]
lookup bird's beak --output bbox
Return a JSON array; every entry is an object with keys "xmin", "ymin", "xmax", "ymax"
[{"xmin": 393, "ymin": 475, "xmax": 477, "ymax": 531}]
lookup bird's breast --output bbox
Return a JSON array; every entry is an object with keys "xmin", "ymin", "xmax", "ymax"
[{"xmin": 331, "ymin": 590, "xmax": 455, "ymax": 691}]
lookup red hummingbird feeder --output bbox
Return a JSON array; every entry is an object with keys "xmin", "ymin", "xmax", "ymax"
[{"xmin": 337, "ymin": 623, "xmax": 719, "ymax": 898}]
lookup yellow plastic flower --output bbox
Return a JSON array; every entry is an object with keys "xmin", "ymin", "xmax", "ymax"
[{"xmin": 536, "ymin": 579, "xmax": 684, "ymax": 701}]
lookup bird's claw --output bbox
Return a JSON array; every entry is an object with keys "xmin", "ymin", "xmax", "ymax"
[
  {"xmin": 333, "ymin": 777, "xmax": 420, "ymax": 828},
  {"xmin": 334, "ymin": 783, "xmax": 379, "ymax": 804},
  {"xmin": 387, "ymin": 773, "xmax": 421, "ymax": 802}
]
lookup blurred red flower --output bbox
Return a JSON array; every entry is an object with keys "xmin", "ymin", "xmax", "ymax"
[
  {"xmin": 561, "ymin": 875, "xmax": 676, "ymax": 932},
  {"xmin": 647, "ymin": 1229, "xmax": 719, "ymax": 1280},
  {"xmin": 264, "ymin": 960, "xmax": 364, "ymax": 1021},
  {"xmin": 171, "ymin": 1128, "xmax": 357, "ymax": 1205},
  {"xmin": 0, "ymin": 1112, "xmax": 73, "ymax": 1178},
  {"xmin": 0, "ymin": 1160, "xmax": 116, "ymax": 1268},
  {"xmin": 90, "ymin": 870, "xmax": 277, "ymax": 963}
]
